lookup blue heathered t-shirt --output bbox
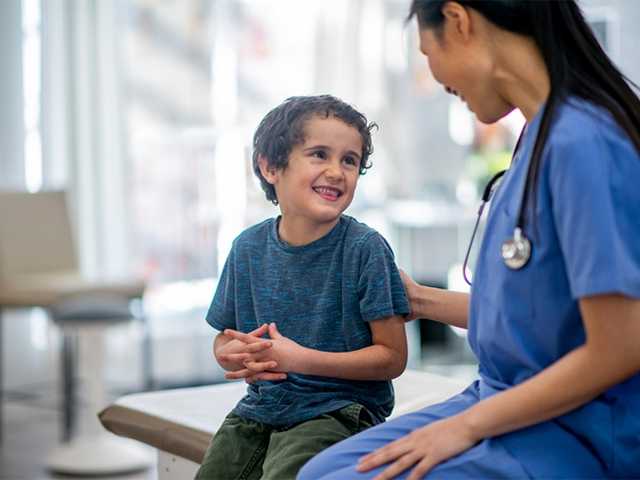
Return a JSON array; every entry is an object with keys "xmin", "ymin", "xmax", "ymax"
[{"xmin": 206, "ymin": 214, "xmax": 410, "ymax": 426}]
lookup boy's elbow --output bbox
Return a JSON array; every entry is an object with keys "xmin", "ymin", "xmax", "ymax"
[
  {"xmin": 393, "ymin": 356, "xmax": 408, "ymax": 379},
  {"xmin": 384, "ymin": 350, "xmax": 407, "ymax": 380}
]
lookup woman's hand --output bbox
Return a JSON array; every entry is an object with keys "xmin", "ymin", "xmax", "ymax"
[
  {"xmin": 399, "ymin": 269, "xmax": 421, "ymax": 321},
  {"xmin": 357, "ymin": 414, "xmax": 478, "ymax": 480},
  {"xmin": 398, "ymin": 269, "xmax": 470, "ymax": 329}
]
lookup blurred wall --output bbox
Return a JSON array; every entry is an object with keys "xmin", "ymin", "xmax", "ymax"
[{"xmin": 0, "ymin": 0, "xmax": 25, "ymax": 189}]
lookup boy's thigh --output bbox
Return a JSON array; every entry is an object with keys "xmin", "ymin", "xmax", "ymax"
[
  {"xmin": 195, "ymin": 413, "xmax": 271, "ymax": 480},
  {"xmin": 261, "ymin": 403, "xmax": 373, "ymax": 480}
]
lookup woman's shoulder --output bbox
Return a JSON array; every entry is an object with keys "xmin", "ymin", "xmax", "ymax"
[
  {"xmin": 550, "ymin": 96, "xmax": 630, "ymax": 147},
  {"xmin": 544, "ymin": 96, "xmax": 640, "ymax": 179}
]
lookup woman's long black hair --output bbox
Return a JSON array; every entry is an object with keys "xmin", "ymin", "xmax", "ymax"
[{"xmin": 409, "ymin": 0, "xmax": 640, "ymax": 232}]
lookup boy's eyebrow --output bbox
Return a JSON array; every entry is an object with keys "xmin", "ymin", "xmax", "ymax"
[{"xmin": 303, "ymin": 145, "xmax": 362, "ymax": 160}]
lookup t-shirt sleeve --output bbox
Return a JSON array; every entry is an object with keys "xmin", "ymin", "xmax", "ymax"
[
  {"xmin": 205, "ymin": 243, "xmax": 237, "ymax": 331},
  {"xmin": 357, "ymin": 232, "xmax": 410, "ymax": 321},
  {"xmin": 547, "ymin": 126, "xmax": 640, "ymax": 300}
]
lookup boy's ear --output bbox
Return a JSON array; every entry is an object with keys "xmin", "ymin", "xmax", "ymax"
[{"xmin": 257, "ymin": 155, "xmax": 279, "ymax": 184}]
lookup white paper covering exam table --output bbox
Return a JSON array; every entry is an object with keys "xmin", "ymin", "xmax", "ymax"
[{"xmin": 99, "ymin": 370, "xmax": 467, "ymax": 479}]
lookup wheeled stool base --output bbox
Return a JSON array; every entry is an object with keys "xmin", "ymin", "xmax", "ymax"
[{"xmin": 46, "ymin": 434, "xmax": 153, "ymax": 476}]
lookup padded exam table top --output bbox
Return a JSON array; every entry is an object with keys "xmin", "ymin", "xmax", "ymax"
[{"xmin": 99, "ymin": 370, "xmax": 466, "ymax": 464}]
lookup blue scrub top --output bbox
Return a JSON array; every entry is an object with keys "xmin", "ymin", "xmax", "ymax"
[{"xmin": 469, "ymin": 97, "xmax": 640, "ymax": 476}]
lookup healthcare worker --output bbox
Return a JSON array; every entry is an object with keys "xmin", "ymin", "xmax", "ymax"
[{"xmin": 298, "ymin": 1, "xmax": 640, "ymax": 478}]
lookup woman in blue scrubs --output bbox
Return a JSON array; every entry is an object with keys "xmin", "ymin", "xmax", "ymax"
[{"xmin": 298, "ymin": 1, "xmax": 640, "ymax": 479}]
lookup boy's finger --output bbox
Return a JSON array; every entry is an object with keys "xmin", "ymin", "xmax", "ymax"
[
  {"xmin": 248, "ymin": 323, "xmax": 269, "ymax": 336},
  {"xmin": 224, "ymin": 329, "xmax": 265, "ymax": 344},
  {"xmin": 245, "ymin": 372, "xmax": 287, "ymax": 383},
  {"xmin": 220, "ymin": 342, "xmax": 271, "ymax": 360},
  {"xmin": 267, "ymin": 322, "xmax": 283, "ymax": 339},
  {"xmin": 225, "ymin": 369, "xmax": 252, "ymax": 380},
  {"xmin": 245, "ymin": 341, "xmax": 272, "ymax": 353},
  {"xmin": 226, "ymin": 369, "xmax": 286, "ymax": 381},
  {"xmin": 219, "ymin": 352, "xmax": 250, "ymax": 363},
  {"xmin": 244, "ymin": 360, "xmax": 278, "ymax": 372}
]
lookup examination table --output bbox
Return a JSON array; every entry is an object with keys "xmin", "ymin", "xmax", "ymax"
[{"xmin": 99, "ymin": 370, "xmax": 467, "ymax": 479}]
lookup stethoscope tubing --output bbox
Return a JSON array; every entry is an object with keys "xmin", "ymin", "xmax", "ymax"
[{"xmin": 462, "ymin": 124, "xmax": 534, "ymax": 286}]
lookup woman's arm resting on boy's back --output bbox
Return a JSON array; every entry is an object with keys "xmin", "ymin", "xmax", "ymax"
[
  {"xmin": 401, "ymin": 269, "xmax": 470, "ymax": 329},
  {"xmin": 224, "ymin": 317, "xmax": 408, "ymax": 382}
]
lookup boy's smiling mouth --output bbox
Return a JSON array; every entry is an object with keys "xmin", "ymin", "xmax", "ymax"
[{"xmin": 312, "ymin": 185, "xmax": 343, "ymax": 201}]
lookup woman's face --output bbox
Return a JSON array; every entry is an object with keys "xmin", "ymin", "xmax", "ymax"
[{"xmin": 418, "ymin": 20, "xmax": 515, "ymax": 124}]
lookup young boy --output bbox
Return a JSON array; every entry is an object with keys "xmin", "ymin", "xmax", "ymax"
[{"xmin": 195, "ymin": 95, "xmax": 409, "ymax": 480}]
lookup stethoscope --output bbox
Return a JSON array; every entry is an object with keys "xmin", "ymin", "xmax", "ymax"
[{"xmin": 462, "ymin": 134, "xmax": 532, "ymax": 286}]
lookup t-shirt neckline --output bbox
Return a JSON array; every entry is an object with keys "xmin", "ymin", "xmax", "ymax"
[{"xmin": 270, "ymin": 215, "xmax": 347, "ymax": 253}]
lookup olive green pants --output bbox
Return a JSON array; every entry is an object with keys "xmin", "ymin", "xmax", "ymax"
[{"xmin": 194, "ymin": 403, "xmax": 373, "ymax": 480}]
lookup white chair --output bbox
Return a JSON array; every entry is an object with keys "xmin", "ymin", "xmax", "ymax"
[{"xmin": 0, "ymin": 190, "xmax": 153, "ymax": 475}]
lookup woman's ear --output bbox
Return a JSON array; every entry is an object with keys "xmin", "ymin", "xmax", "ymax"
[
  {"xmin": 257, "ymin": 155, "xmax": 279, "ymax": 185},
  {"xmin": 441, "ymin": 1, "xmax": 472, "ymax": 42}
]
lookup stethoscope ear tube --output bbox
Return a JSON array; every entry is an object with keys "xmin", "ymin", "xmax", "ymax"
[
  {"xmin": 462, "ymin": 170, "xmax": 508, "ymax": 286},
  {"xmin": 462, "ymin": 136, "xmax": 536, "ymax": 283}
]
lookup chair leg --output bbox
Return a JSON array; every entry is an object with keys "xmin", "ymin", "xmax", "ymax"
[
  {"xmin": 141, "ymin": 314, "xmax": 154, "ymax": 391},
  {"xmin": 0, "ymin": 307, "xmax": 4, "ymax": 445},
  {"xmin": 61, "ymin": 329, "xmax": 77, "ymax": 443}
]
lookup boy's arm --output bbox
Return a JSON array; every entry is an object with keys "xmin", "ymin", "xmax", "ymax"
[
  {"xmin": 225, "ymin": 317, "xmax": 407, "ymax": 381},
  {"xmin": 300, "ymin": 315, "xmax": 408, "ymax": 380}
]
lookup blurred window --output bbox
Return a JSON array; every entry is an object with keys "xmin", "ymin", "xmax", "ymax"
[{"xmin": 22, "ymin": 0, "xmax": 42, "ymax": 193}]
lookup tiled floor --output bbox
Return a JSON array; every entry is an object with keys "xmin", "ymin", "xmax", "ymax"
[{"xmin": 1, "ymin": 307, "xmax": 478, "ymax": 480}]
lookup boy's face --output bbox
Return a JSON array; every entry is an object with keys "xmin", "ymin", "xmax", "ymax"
[{"xmin": 262, "ymin": 115, "xmax": 363, "ymax": 227}]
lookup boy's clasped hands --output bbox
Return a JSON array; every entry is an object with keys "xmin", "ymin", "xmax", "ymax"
[{"xmin": 217, "ymin": 323, "xmax": 303, "ymax": 383}]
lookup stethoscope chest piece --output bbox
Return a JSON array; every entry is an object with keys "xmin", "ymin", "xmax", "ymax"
[{"xmin": 501, "ymin": 227, "xmax": 531, "ymax": 270}]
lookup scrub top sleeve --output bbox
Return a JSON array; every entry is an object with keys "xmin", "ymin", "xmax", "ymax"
[
  {"xmin": 205, "ymin": 244, "xmax": 238, "ymax": 331},
  {"xmin": 357, "ymin": 232, "xmax": 410, "ymax": 322},
  {"xmin": 547, "ymin": 128, "xmax": 640, "ymax": 300}
]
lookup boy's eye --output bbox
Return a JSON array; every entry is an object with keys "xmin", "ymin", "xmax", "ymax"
[
  {"xmin": 312, "ymin": 150, "xmax": 327, "ymax": 159},
  {"xmin": 343, "ymin": 156, "xmax": 358, "ymax": 167}
]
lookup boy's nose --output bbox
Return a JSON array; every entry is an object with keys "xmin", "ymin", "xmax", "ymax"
[{"xmin": 325, "ymin": 162, "xmax": 343, "ymax": 181}]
